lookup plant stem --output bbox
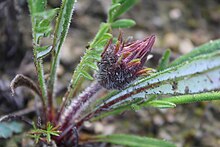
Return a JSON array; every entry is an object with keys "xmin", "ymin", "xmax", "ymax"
[
  {"xmin": 34, "ymin": 60, "xmax": 47, "ymax": 101},
  {"xmin": 47, "ymin": 0, "xmax": 76, "ymax": 122},
  {"xmin": 47, "ymin": 52, "xmax": 59, "ymax": 122},
  {"xmin": 60, "ymin": 82, "xmax": 102, "ymax": 124},
  {"xmin": 58, "ymin": 82, "xmax": 102, "ymax": 138},
  {"xmin": 28, "ymin": 0, "xmax": 48, "ymax": 121}
]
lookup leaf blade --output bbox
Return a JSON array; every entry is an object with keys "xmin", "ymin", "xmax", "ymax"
[
  {"xmin": 111, "ymin": 19, "xmax": 136, "ymax": 28},
  {"xmin": 157, "ymin": 49, "xmax": 171, "ymax": 71},
  {"xmin": 112, "ymin": 0, "xmax": 138, "ymax": 21},
  {"xmin": 94, "ymin": 134, "xmax": 176, "ymax": 147}
]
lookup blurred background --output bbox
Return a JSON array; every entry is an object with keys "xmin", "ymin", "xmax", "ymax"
[{"xmin": 0, "ymin": 0, "xmax": 220, "ymax": 146}]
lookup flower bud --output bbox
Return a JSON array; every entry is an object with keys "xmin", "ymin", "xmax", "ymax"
[{"xmin": 96, "ymin": 33, "xmax": 155, "ymax": 90}]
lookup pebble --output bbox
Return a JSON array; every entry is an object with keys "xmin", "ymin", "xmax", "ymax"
[
  {"xmin": 164, "ymin": 33, "xmax": 180, "ymax": 50},
  {"xmin": 179, "ymin": 38, "xmax": 194, "ymax": 54},
  {"xmin": 169, "ymin": 8, "xmax": 182, "ymax": 20}
]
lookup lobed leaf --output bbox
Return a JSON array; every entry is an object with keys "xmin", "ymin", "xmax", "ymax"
[
  {"xmin": 33, "ymin": 8, "xmax": 59, "ymax": 39},
  {"xmin": 27, "ymin": 0, "xmax": 57, "ymax": 102},
  {"xmin": 67, "ymin": 24, "xmax": 111, "ymax": 99}
]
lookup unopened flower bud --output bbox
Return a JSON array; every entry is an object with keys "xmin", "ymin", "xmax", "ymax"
[{"xmin": 96, "ymin": 32, "xmax": 155, "ymax": 90}]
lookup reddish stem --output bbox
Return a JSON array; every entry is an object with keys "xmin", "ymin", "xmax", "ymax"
[
  {"xmin": 47, "ymin": 91, "xmax": 55, "ymax": 123},
  {"xmin": 75, "ymin": 82, "xmax": 161, "ymax": 127},
  {"xmin": 57, "ymin": 82, "xmax": 102, "ymax": 140}
]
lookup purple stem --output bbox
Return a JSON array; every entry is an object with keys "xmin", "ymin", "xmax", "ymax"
[
  {"xmin": 75, "ymin": 82, "xmax": 161, "ymax": 128},
  {"xmin": 58, "ymin": 82, "xmax": 102, "ymax": 133}
]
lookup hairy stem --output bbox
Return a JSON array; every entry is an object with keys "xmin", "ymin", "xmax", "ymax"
[
  {"xmin": 57, "ymin": 82, "xmax": 102, "ymax": 140},
  {"xmin": 47, "ymin": 0, "xmax": 76, "ymax": 122},
  {"xmin": 28, "ymin": 0, "xmax": 48, "ymax": 121}
]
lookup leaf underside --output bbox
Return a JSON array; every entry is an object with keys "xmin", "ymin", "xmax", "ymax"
[{"xmin": 93, "ymin": 39, "xmax": 220, "ymax": 116}]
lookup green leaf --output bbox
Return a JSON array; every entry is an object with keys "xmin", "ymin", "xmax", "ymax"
[
  {"xmin": 27, "ymin": 0, "xmax": 57, "ymax": 102},
  {"xmin": 93, "ymin": 33, "xmax": 113, "ymax": 48},
  {"xmin": 94, "ymin": 134, "xmax": 176, "ymax": 147},
  {"xmin": 28, "ymin": 0, "xmax": 46, "ymax": 14},
  {"xmin": 28, "ymin": 3, "xmax": 58, "ymax": 44},
  {"xmin": 52, "ymin": 0, "xmax": 76, "ymax": 53},
  {"xmin": 48, "ymin": 0, "xmax": 76, "ymax": 96},
  {"xmin": 111, "ymin": 19, "xmax": 136, "ymax": 28},
  {"xmin": 108, "ymin": 3, "xmax": 121, "ymax": 23},
  {"xmin": 157, "ymin": 49, "xmax": 171, "ymax": 71},
  {"xmin": 96, "ymin": 49, "xmax": 220, "ymax": 111},
  {"xmin": 33, "ymin": 8, "xmax": 59, "ymax": 37},
  {"xmin": 0, "ymin": 122, "xmax": 23, "ymax": 139},
  {"xmin": 131, "ymin": 103, "xmax": 141, "ymax": 110},
  {"xmin": 161, "ymin": 92, "xmax": 220, "ymax": 105},
  {"xmin": 36, "ymin": 45, "xmax": 53, "ymax": 58},
  {"xmin": 91, "ymin": 98, "xmax": 140, "ymax": 121},
  {"xmin": 91, "ymin": 40, "xmax": 220, "ymax": 116},
  {"xmin": 64, "ymin": 0, "xmax": 136, "ymax": 101},
  {"xmin": 89, "ymin": 23, "xmax": 110, "ymax": 48},
  {"xmin": 81, "ymin": 70, "xmax": 94, "ymax": 80},
  {"xmin": 85, "ymin": 62, "xmax": 99, "ymax": 70},
  {"xmin": 146, "ymin": 100, "xmax": 176, "ymax": 108},
  {"xmin": 170, "ymin": 39, "xmax": 220, "ymax": 67},
  {"xmin": 111, "ymin": 0, "xmax": 138, "ymax": 21},
  {"xmin": 33, "ymin": 8, "xmax": 59, "ymax": 20},
  {"xmin": 112, "ymin": 0, "xmax": 119, "ymax": 5},
  {"xmin": 103, "ymin": 33, "xmax": 113, "ymax": 39}
]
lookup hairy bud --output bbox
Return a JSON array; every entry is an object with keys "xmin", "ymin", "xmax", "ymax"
[{"xmin": 96, "ymin": 32, "xmax": 156, "ymax": 90}]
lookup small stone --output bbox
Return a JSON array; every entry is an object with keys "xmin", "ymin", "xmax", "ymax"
[
  {"xmin": 84, "ymin": 121, "xmax": 92, "ymax": 128},
  {"xmin": 169, "ymin": 8, "xmax": 182, "ymax": 20},
  {"xmin": 158, "ymin": 130, "xmax": 172, "ymax": 140},
  {"xmin": 164, "ymin": 33, "xmax": 180, "ymax": 51},
  {"xmin": 60, "ymin": 34, "xmax": 84, "ymax": 64},
  {"xmin": 57, "ymin": 65, "xmax": 64, "ymax": 77},
  {"xmin": 103, "ymin": 125, "xmax": 115, "ymax": 135},
  {"xmin": 152, "ymin": 16, "xmax": 164, "ymax": 28},
  {"xmin": 134, "ymin": 31, "xmax": 146, "ymax": 40},
  {"xmin": 166, "ymin": 113, "xmax": 175, "ymax": 123},
  {"xmin": 179, "ymin": 38, "xmax": 194, "ymax": 54},
  {"xmin": 153, "ymin": 115, "xmax": 164, "ymax": 126},
  {"xmin": 94, "ymin": 122, "xmax": 104, "ymax": 133}
]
